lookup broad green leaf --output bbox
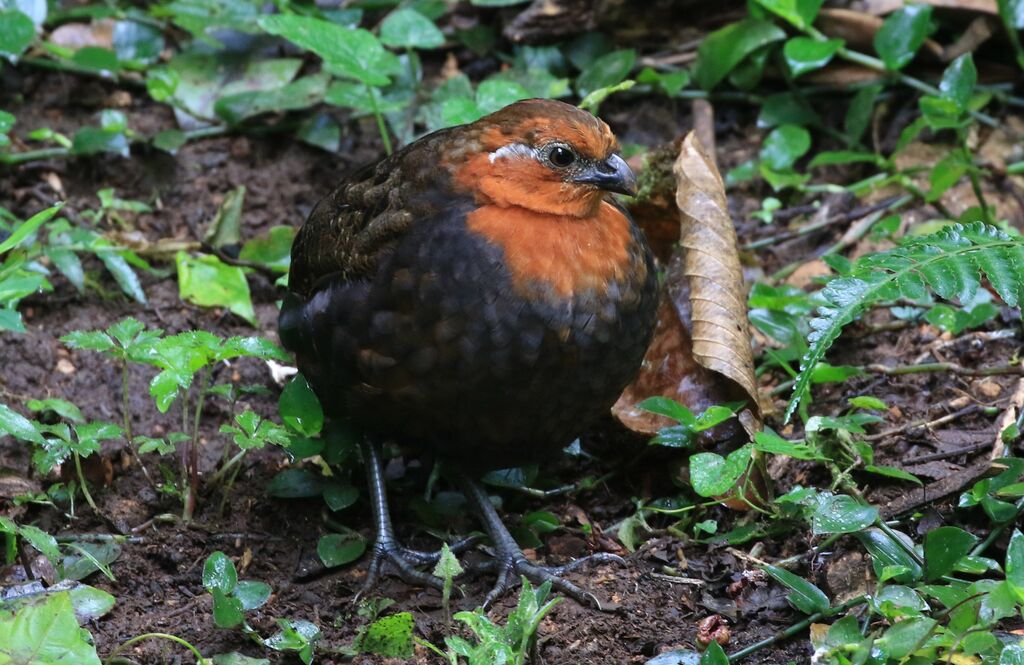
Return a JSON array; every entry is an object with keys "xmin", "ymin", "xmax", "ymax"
[
  {"xmin": 296, "ymin": 113, "xmax": 340, "ymax": 153},
  {"xmin": 322, "ymin": 482, "xmax": 358, "ymax": 512},
  {"xmin": 844, "ymin": 84, "xmax": 882, "ymax": 143},
  {"xmin": 211, "ymin": 588, "xmax": 245, "ymax": 628},
  {"xmin": 26, "ymin": 398, "xmax": 84, "ymax": 423},
  {"xmin": 97, "ymin": 251, "xmax": 146, "ymax": 304},
  {"xmin": 637, "ymin": 397, "xmax": 696, "ymax": 426},
  {"xmin": 874, "ymin": 4, "xmax": 933, "ymax": 71},
  {"xmin": 576, "ymin": 49, "xmax": 635, "ymax": 97},
  {"xmin": 690, "ymin": 446, "xmax": 751, "ymax": 497},
  {"xmin": 203, "ymin": 551, "xmax": 238, "ymax": 593},
  {"xmin": 70, "ymin": 127, "xmax": 128, "ymax": 157},
  {"xmin": 0, "ymin": 403, "xmax": 44, "ymax": 444},
  {"xmin": 752, "ymin": 0, "xmax": 825, "ymax": 29},
  {"xmin": 18, "ymin": 524, "xmax": 61, "ymax": 563},
  {"xmin": 0, "ymin": 592, "xmax": 101, "ymax": 665},
  {"xmin": 212, "ymin": 653, "xmax": 269, "ymax": 665},
  {"xmin": 266, "ymin": 468, "xmax": 323, "ymax": 498},
  {"xmin": 239, "ymin": 226, "xmax": 295, "ymax": 273},
  {"xmin": 693, "ymin": 19, "xmax": 786, "ymax": 90},
  {"xmin": 317, "ymin": 532, "xmax": 367, "ymax": 568},
  {"xmin": 258, "ymin": 15, "xmax": 400, "ymax": 86},
  {"xmin": 279, "ymin": 375, "xmax": 323, "ymax": 437},
  {"xmin": 760, "ymin": 124, "xmax": 811, "ymax": 170},
  {"xmin": 0, "ymin": 9, "xmax": 34, "ymax": 60},
  {"xmin": 762, "ymin": 564, "xmax": 830, "ymax": 614},
  {"xmin": 699, "ymin": 641, "xmax": 729, "ymax": 665},
  {"xmin": 783, "ymin": 37, "xmax": 842, "ymax": 77},
  {"xmin": 175, "ymin": 252, "xmax": 255, "ymax": 325},
  {"xmin": 924, "ymin": 526, "xmax": 978, "ymax": 581},
  {"xmin": 215, "ymin": 73, "xmax": 329, "ymax": 124},
  {"xmin": 475, "ymin": 78, "xmax": 530, "ymax": 116},
  {"xmin": 112, "ymin": 20, "xmax": 163, "ymax": 66},
  {"xmin": 857, "ymin": 527, "xmax": 923, "ymax": 582},
  {"xmin": 811, "ymin": 494, "xmax": 877, "ymax": 534},
  {"xmin": 875, "ymin": 616, "xmax": 935, "ymax": 659},
  {"xmin": 939, "ymin": 53, "xmax": 976, "ymax": 112},
  {"xmin": 380, "ymin": 8, "xmax": 444, "ymax": 49},
  {"xmin": 1007, "ymin": 528, "xmax": 1024, "ymax": 593},
  {"xmin": 68, "ymin": 585, "xmax": 115, "ymax": 622},
  {"xmin": 233, "ymin": 581, "xmax": 271, "ymax": 611}
]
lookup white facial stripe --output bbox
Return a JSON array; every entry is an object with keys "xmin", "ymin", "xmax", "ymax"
[{"xmin": 488, "ymin": 142, "xmax": 537, "ymax": 164}]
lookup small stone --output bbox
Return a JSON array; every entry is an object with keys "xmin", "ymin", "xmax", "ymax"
[{"xmin": 56, "ymin": 358, "xmax": 76, "ymax": 374}]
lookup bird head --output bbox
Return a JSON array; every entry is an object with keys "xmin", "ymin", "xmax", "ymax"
[{"xmin": 451, "ymin": 99, "xmax": 637, "ymax": 218}]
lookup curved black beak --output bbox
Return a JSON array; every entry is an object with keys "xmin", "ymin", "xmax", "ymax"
[{"xmin": 573, "ymin": 153, "xmax": 637, "ymax": 197}]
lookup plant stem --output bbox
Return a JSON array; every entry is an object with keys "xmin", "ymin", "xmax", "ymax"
[
  {"xmin": 183, "ymin": 368, "xmax": 209, "ymax": 522},
  {"xmin": 727, "ymin": 595, "xmax": 868, "ymax": 662},
  {"xmin": 0, "ymin": 126, "xmax": 228, "ymax": 166},
  {"xmin": 864, "ymin": 361, "xmax": 1024, "ymax": 377},
  {"xmin": 365, "ymin": 82, "xmax": 393, "ymax": 156},
  {"xmin": 73, "ymin": 452, "xmax": 101, "ymax": 516},
  {"xmin": 121, "ymin": 362, "xmax": 157, "ymax": 490},
  {"xmin": 877, "ymin": 519, "xmax": 926, "ymax": 567},
  {"xmin": 104, "ymin": 633, "xmax": 205, "ymax": 665}
]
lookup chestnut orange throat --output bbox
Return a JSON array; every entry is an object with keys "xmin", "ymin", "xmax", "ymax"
[{"xmin": 466, "ymin": 201, "xmax": 636, "ymax": 298}]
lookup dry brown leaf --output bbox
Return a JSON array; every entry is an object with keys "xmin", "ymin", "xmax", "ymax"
[
  {"xmin": 675, "ymin": 133, "xmax": 761, "ymax": 429},
  {"xmin": 816, "ymin": 8, "xmax": 942, "ymax": 60},
  {"xmin": 860, "ymin": 0, "xmax": 997, "ymax": 15},
  {"xmin": 613, "ymin": 133, "xmax": 761, "ymax": 442},
  {"xmin": 49, "ymin": 19, "xmax": 115, "ymax": 50}
]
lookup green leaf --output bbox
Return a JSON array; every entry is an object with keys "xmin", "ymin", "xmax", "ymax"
[
  {"xmin": 71, "ymin": 126, "xmax": 128, "ymax": 157},
  {"xmin": 864, "ymin": 465, "xmax": 922, "ymax": 485},
  {"xmin": 760, "ymin": 124, "xmax": 811, "ymax": 171},
  {"xmin": 266, "ymin": 468, "xmax": 323, "ymax": 498},
  {"xmin": 212, "ymin": 653, "xmax": 270, "ymax": 665},
  {"xmin": 637, "ymin": 396, "xmax": 696, "ymax": 426},
  {"xmin": 939, "ymin": 53, "xmax": 976, "ymax": 113},
  {"xmin": 1007, "ymin": 528, "xmax": 1024, "ymax": 593},
  {"xmin": 875, "ymin": 616, "xmax": 935, "ymax": 660},
  {"xmin": 112, "ymin": 20, "xmax": 164, "ymax": 66},
  {"xmin": 68, "ymin": 585, "xmax": 116, "ymax": 622},
  {"xmin": 175, "ymin": 252, "xmax": 255, "ymax": 325},
  {"xmin": 233, "ymin": 580, "xmax": 271, "ymax": 611},
  {"xmin": 238, "ymin": 226, "xmax": 295, "ymax": 273},
  {"xmin": 785, "ymin": 223, "xmax": 1024, "ymax": 421},
  {"xmin": 811, "ymin": 494, "xmax": 878, "ymax": 534},
  {"xmin": 355, "ymin": 612, "xmax": 414, "ymax": 658},
  {"xmin": 694, "ymin": 19, "xmax": 786, "ymax": 90},
  {"xmin": 699, "ymin": 641, "xmax": 729, "ymax": 665},
  {"xmin": 0, "ymin": 592, "xmax": 101, "ymax": 665},
  {"xmin": 874, "ymin": 4, "xmax": 933, "ymax": 71},
  {"xmin": 18, "ymin": 524, "xmax": 61, "ymax": 563},
  {"xmin": 0, "ymin": 204, "xmax": 62, "ymax": 254},
  {"xmin": 1002, "ymin": 645, "xmax": 1024, "ymax": 665},
  {"xmin": 211, "ymin": 588, "xmax": 245, "ymax": 628},
  {"xmin": 258, "ymin": 15, "xmax": 400, "ymax": 86},
  {"xmin": 857, "ymin": 527, "xmax": 923, "ymax": 582},
  {"xmin": 0, "ymin": 403, "xmax": 45, "ymax": 444},
  {"xmin": 322, "ymin": 482, "xmax": 358, "ymax": 512},
  {"xmin": 578, "ymin": 79, "xmax": 635, "ymax": 114},
  {"xmin": 279, "ymin": 375, "xmax": 324, "ymax": 437},
  {"xmin": 923, "ymin": 526, "xmax": 978, "ymax": 581},
  {"xmin": 762, "ymin": 564, "xmax": 830, "ymax": 614},
  {"xmin": 690, "ymin": 446, "xmax": 751, "ymax": 497},
  {"xmin": 475, "ymin": 78, "xmax": 531, "ymax": 116},
  {"xmin": 296, "ymin": 113, "xmax": 340, "ymax": 153},
  {"xmin": 215, "ymin": 73, "xmax": 329, "ymax": 124},
  {"xmin": 752, "ymin": 0, "xmax": 825, "ymax": 29},
  {"xmin": 203, "ymin": 551, "xmax": 238, "ymax": 593},
  {"xmin": 97, "ymin": 251, "xmax": 146, "ymax": 304},
  {"xmin": 380, "ymin": 8, "xmax": 444, "ymax": 49},
  {"xmin": 576, "ymin": 49, "xmax": 635, "ymax": 97},
  {"xmin": 0, "ymin": 9, "xmax": 34, "ymax": 61},
  {"xmin": 754, "ymin": 429, "xmax": 823, "ymax": 460},
  {"xmin": 783, "ymin": 37, "xmax": 842, "ymax": 77},
  {"xmin": 72, "ymin": 47, "xmax": 120, "ymax": 75},
  {"xmin": 844, "ymin": 84, "xmax": 883, "ymax": 143},
  {"xmin": 317, "ymin": 532, "xmax": 367, "ymax": 568},
  {"xmin": 26, "ymin": 398, "xmax": 84, "ymax": 423}
]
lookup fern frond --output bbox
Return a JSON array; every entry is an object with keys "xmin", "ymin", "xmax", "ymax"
[{"xmin": 784, "ymin": 222, "xmax": 1024, "ymax": 422}]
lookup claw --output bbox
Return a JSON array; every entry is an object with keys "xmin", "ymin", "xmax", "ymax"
[{"xmin": 459, "ymin": 478, "xmax": 623, "ymax": 611}]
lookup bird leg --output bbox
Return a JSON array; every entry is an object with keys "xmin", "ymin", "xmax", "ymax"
[
  {"xmin": 356, "ymin": 439, "xmax": 478, "ymax": 598},
  {"xmin": 459, "ymin": 477, "xmax": 623, "ymax": 611}
]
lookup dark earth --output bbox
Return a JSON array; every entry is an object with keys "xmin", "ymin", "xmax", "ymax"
[{"xmin": 2, "ymin": 46, "xmax": 1023, "ymax": 665}]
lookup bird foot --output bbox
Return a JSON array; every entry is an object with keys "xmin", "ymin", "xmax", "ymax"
[
  {"xmin": 356, "ymin": 535, "xmax": 481, "ymax": 600},
  {"xmin": 475, "ymin": 549, "xmax": 625, "ymax": 611}
]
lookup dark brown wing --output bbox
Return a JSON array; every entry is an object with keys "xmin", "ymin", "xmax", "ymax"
[{"xmin": 287, "ymin": 126, "xmax": 464, "ymax": 298}]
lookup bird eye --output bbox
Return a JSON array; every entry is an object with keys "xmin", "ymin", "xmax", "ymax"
[{"xmin": 547, "ymin": 145, "xmax": 577, "ymax": 168}]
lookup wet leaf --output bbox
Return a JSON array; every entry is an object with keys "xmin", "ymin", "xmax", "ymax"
[
  {"xmin": 857, "ymin": 527, "xmax": 923, "ymax": 582},
  {"xmin": 233, "ymin": 580, "xmax": 271, "ymax": 611},
  {"xmin": 923, "ymin": 526, "xmax": 978, "ymax": 581},
  {"xmin": 576, "ymin": 49, "xmax": 635, "ymax": 97},
  {"xmin": 699, "ymin": 641, "xmax": 728, "ymax": 665},
  {"xmin": 874, "ymin": 4, "xmax": 933, "ymax": 71},
  {"xmin": 694, "ymin": 19, "xmax": 786, "ymax": 90},
  {"xmin": 752, "ymin": 0, "xmax": 825, "ymax": 29},
  {"xmin": 811, "ymin": 494, "xmax": 877, "ymax": 534},
  {"xmin": 175, "ymin": 252, "xmax": 255, "ymax": 325},
  {"xmin": 215, "ymin": 73, "xmax": 329, "ymax": 124},
  {"xmin": 203, "ymin": 551, "xmax": 237, "ymax": 594},
  {"xmin": 0, "ymin": 592, "xmax": 101, "ymax": 665},
  {"xmin": 317, "ymin": 532, "xmax": 366, "ymax": 568},
  {"xmin": 690, "ymin": 446, "xmax": 752, "ymax": 497},
  {"xmin": 0, "ymin": 403, "xmax": 45, "ymax": 444},
  {"xmin": 760, "ymin": 124, "xmax": 811, "ymax": 170},
  {"xmin": 762, "ymin": 564, "xmax": 830, "ymax": 614},
  {"xmin": 783, "ymin": 36, "xmax": 843, "ymax": 77},
  {"xmin": 875, "ymin": 616, "xmax": 935, "ymax": 659},
  {"xmin": 279, "ymin": 374, "xmax": 323, "ymax": 437},
  {"xmin": 0, "ymin": 9, "xmax": 34, "ymax": 61},
  {"xmin": 380, "ymin": 8, "xmax": 444, "ymax": 49}
]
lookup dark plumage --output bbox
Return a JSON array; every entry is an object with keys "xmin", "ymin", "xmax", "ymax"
[{"xmin": 279, "ymin": 98, "xmax": 658, "ymax": 607}]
